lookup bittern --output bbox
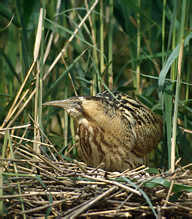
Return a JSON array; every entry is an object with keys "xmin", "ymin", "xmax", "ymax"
[{"xmin": 44, "ymin": 90, "xmax": 163, "ymax": 172}]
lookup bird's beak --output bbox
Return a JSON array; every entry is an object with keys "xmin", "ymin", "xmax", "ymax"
[
  {"xmin": 43, "ymin": 100, "xmax": 66, "ymax": 108},
  {"xmin": 43, "ymin": 99, "xmax": 79, "ymax": 109}
]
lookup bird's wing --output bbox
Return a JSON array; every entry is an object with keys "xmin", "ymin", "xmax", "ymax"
[{"xmin": 117, "ymin": 94, "xmax": 163, "ymax": 155}]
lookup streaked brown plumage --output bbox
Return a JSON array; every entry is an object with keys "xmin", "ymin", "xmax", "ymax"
[{"xmin": 44, "ymin": 90, "xmax": 163, "ymax": 172}]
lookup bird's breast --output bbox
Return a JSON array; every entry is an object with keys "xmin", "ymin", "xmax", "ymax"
[{"xmin": 75, "ymin": 118, "xmax": 144, "ymax": 171}]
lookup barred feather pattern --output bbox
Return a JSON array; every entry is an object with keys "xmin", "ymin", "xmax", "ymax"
[{"xmin": 44, "ymin": 90, "xmax": 163, "ymax": 172}]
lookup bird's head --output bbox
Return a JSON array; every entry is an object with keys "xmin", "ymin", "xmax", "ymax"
[{"xmin": 43, "ymin": 95, "xmax": 122, "ymax": 129}]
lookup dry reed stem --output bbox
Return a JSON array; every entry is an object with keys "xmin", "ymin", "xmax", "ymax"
[
  {"xmin": 1, "ymin": 124, "xmax": 192, "ymax": 218},
  {"xmin": 43, "ymin": 0, "xmax": 99, "ymax": 80}
]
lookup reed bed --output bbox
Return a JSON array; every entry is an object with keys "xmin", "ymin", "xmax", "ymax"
[
  {"xmin": 0, "ymin": 128, "xmax": 192, "ymax": 218},
  {"xmin": 1, "ymin": 1, "xmax": 192, "ymax": 217}
]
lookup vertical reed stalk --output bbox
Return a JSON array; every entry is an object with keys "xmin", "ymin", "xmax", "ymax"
[
  {"xmin": 108, "ymin": 0, "xmax": 113, "ymax": 90},
  {"xmin": 136, "ymin": 0, "xmax": 141, "ymax": 94},
  {"xmin": 85, "ymin": 0, "xmax": 98, "ymax": 95},
  {"xmin": 39, "ymin": 1, "xmax": 46, "ymax": 139},
  {"xmin": 91, "ymin": 10, "xmax": 98, "ymax": 95},
  {"xmin": 100, "ymin": 0, "xmax": 104, "ymax": 91},
  {"xmin": 171, "ymin": 0, "xmax": 186, "ymax": 172},
  {"xmin": 162, "ymin": 0, "xmax": 166, "ymax": 67}
]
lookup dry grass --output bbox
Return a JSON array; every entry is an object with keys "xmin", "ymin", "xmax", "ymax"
[{"xmin": 0, "ymin": 126, "xmax": 192, "ymax": 218}]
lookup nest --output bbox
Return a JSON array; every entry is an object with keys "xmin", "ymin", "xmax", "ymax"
[{"xmin": 1, "ymin": 128, "xmax": 192, "ymax": 218}]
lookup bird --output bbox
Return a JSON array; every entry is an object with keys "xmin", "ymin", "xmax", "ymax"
[{"xmin": 44, "ymin": 90, "xmax": 163, "ymax": 172}]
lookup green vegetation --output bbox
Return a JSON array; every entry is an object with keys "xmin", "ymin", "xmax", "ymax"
[{"xmin": 1, "ymin": 0, "xmax": 192, "ymax": 170}]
